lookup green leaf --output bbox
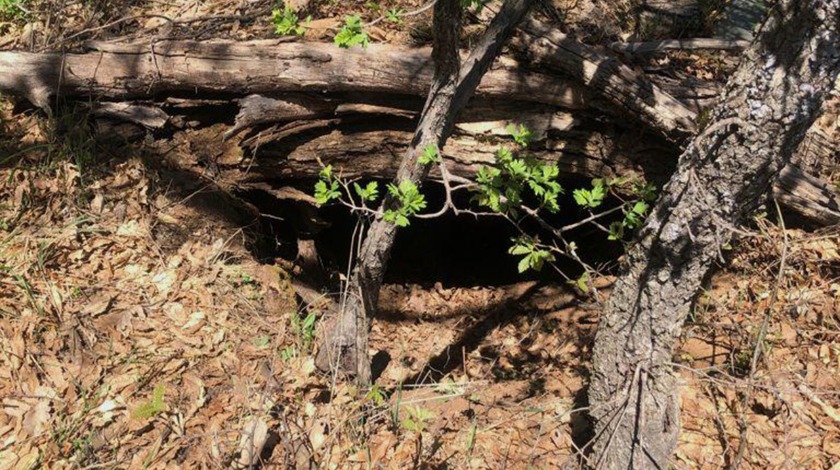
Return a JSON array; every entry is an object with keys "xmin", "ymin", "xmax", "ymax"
[
  {"xmin": 633, "ymin": 182, "xmax": 658, "ymax": 202},
  {"xmin": 509, "ymin": 244, "xmax": 531, "ymax": 256},
  {"xmin": 506, "ymin": 123, "xmax": 533, "ymax": 147},
  {"xmin": 384, "ymin": 180, "xmax": 426, "ymax": 226},
  {"xmin": 314, "ymin": 179, "xmax": 340, "ymax": 206},
  {"xmin": 632, "ymin": 200, "xmax": 649, "ymax": 215},
  {"xmin": 365, "ymin": 385, "xmax": 387, "ymax": 406},
  {"xmin": 319, "ymin": 164, "xmax": 333, "ymax": 180},
  {"xmin": 623, "ymin": 200, "xmax": 649, "ymax": 229},
  {"xmin": 383, "ymin": 209, "xmax": 410, "ymax": 227},
  {"xmin": 271, "ymin": 6, "xmax": 309, "ymax": 36},
  {"xmin": 409, "ymin": 407, "xmax": 435, "ymax": 422},
  {"xmin": 401, "ymin": 418, "xmax": 420, "ymax": 432},
  {"xmin": 335, "ymin": 14, "xmax": 370, "ymax": 48},
  {"xmin": 572, "ymin": 180, "xmax": 605, "ymax": 208},
  {"xmin": 509, "ymin": 237, "xmax": 554, "ymax": 273},
  {"xmin": 517, "ymin": 256, "xmax": 531, "ymax": 273},
  {"xmin": 506, "ymin": 159, "xmax": 528, "ymax": 178},
  {"xmin": 607, "ymin": 221, "xmax": 624, "ymax": 241},
  {"xmin": 385, "ymin": 7, "xmax": 404, "ymax": 23},
  {"xmin": 302, "ymin": 312, "xmax": 317, "ymax": 329},
  {"xmin": 572, "ymin": 272, "xmax": 589, "ymax": 293},
  {"xmin": 495, "ymin": 147, "xmax": 512, "ymax": 163},
  {"xmin": 418, "ymin": 144, "xmax": 441, "ymax": 165},
  {"xmin": 132, "ymin": 383, "xmax": 166, "ymax": 419},
  {"xmin": 353, "ymin": 181, "xmax": 379, "ymax": 201}
]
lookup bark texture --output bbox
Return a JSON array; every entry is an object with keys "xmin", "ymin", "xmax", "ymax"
[
  {"xmin": 514, "ymin": 18, "xmax": 699, "ymax": 142},
  {"xmin": 228, "ymin": 114, "xmax": 838, "ymax": 226},
  {"xmin": 315, "ymin": 0, "xmax": 534, "ymax": 383},
  {"xmin": 0, "ymin": 40, "xmax": 585, "ymax": 110},
  {"xmin": 588, "ymin": 1, "xmax": 840, "ymax": 468}
]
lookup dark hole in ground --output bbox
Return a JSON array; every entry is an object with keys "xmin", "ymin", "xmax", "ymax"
[{"xmin": 240, "ymin": 177, "xmax": 628, "ymax": 287}]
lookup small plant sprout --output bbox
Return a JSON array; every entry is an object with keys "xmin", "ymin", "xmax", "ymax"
[
  {"xmin": 314, "ymin": 165, "xmax": 341, "ymax": 206},
  {"xmin": 385, "ymin": 7, "xmax": 405, "ymax": 23},
  {"xmin": 383, "ymin": 180, "xmax": 426, "ymax": 227},
  {"xmin": 131, "ymin": 383, "xmax": 166, "ymax": 420},
  {"xmin": 365, "ymin": 385, "xmax": 387, "ymax": 406},
  {"xmin": 334, "ymin": 14, "xmax": 370, "ymax": 49},
  {"xmin": 293, "ymin": 311, "xmax": 318, "ymax": 351},
  {"xmin": 271, "ymin": 4, "xmax": 310, "ymax": 36},
  {"xmin": 418, "ymin": 143, "xmax": 441, "ymax": 165},
  {"xmin": 401, "ymin": 406, "xmax": 435, "ymax": 433}
]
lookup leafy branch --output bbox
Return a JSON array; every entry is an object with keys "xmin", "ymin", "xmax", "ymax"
[
  {"xmin": 383, "ymin": 180, "xmax": 427, "ymax": 227},
  {"xmin": 312, "ymin": 122, "xmax": 656, "ymax": 280}
]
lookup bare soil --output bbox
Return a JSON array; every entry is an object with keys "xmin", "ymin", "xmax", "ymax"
[{"xmin": 1, "ymin": 1, "xmax": 839, "ymax": 469}]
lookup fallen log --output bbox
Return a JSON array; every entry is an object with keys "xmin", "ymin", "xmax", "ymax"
[
  {"xmin": 514, "ymin": 18, "xmax": 699, "ymax": 141},
  {"xmin": 1, "ymin": 37, "xmax": 835, "ymax": 225},
  {"xmin": 236, "ymin": 122, "xmax": 673, "ymax": 184},
  {"xmin": 213, "ymin": 115, "xmax": 840, "ymax": 226},
  {"xmin": 0, "ymin": 40, "xmax": 587, "ymax": 110},
  {"xmin": 609, "ymin": 38, "xmax": 750, "ymax": 55},
  {"xmin": 773, "ymin": 164, "xmax": 840, "ymax": 226},
  {"xmin": 0, "ymin": 31, "xmax": 703, "ymax": 144}
]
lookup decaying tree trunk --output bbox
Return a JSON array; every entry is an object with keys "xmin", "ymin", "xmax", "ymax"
[
  {"xmin": 314, "ymin": 0, "xmax": 535, "ymax": 383},
  {"xmin": 0, "ymin": 40, "xmax": 586, "ymax": 110},
  {"xmin": 223, "ymin": 115, "xmax": 838, "ymax": 226},
  {"xmin": 513, "ymin": 17, "xmax": 699, "ymax": 142},
  {"xmin": 588, "ymin": 1, "xmax": 839, "ymax": 468},
  {"xmin": 2, "ymin": 17, "xmax": 835, "ymax": 227}
]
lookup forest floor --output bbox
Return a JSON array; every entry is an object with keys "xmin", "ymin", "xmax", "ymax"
[{"xmin": 2, "ymin": 0, "xmax": 840, "ymax": 469}]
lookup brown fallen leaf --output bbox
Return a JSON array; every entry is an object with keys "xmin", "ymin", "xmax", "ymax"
[
  {"xmin": 22, "ymin": 398, "xmax": 51, "ymax": 437},
  {"xmin": 235, "ymin": 417, "xmax": 269, "ymax": 469},
  {"xmin": 82, "ymin": 294, "xmax": 114, "ymax": 317}
]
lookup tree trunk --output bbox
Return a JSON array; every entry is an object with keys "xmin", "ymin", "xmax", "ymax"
[
  {"xmin": 314, "ymin": 0, "xmax": 535, "ymax": 383},
  {"xmin": 514, "ymin": 18, "xmax": 699, "ymax": 142},
  {"xmin": 588, "ymin": 1, "xmax": 839, "ymax": 469},
  {"xmin": 0, "ymin": 40, "xmax": 585, "ymax": 110},
  {"xmin": 225, "ymin": 116, "xmax": 838, "ymax": 227}
]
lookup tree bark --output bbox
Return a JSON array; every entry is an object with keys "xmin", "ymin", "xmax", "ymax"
[
  {"xmin": 0, "ymin": 40, "xmax": 585, "ymax": 110},
  {"xmin": 514, "ymin": 17, "xmax": 699, "ymax": 142},
  {"xmin": 314, "ymin": 0, "xmax": 535, "ymax": 383},
  {"xmin": 224, "ymin": 116, "xmax": 838, "ymax": 227},
  {"xmin": 588, "ymin": 1, "xmax": 839, "ymax": 469}
]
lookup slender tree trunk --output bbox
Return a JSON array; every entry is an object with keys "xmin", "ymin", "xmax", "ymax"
[
  {"xmin": 588, "ymin": 1, "xmax": 839, "ymax": 468},
  {"xmin": 314, "ymin": 0, "xmax": 535, "ymax": 383}
]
